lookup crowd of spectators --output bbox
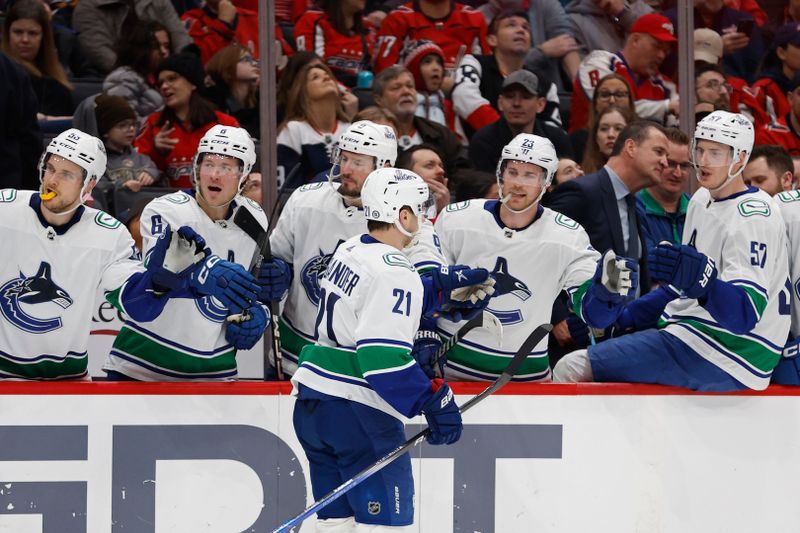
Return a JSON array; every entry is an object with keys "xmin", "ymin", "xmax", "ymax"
[{"xmin": 1, "ymin": 0, "xmax": 799, "ymax": 372}]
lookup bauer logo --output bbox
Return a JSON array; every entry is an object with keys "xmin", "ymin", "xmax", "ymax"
[{"xmin": 0, "ymin": 262, "xmax": 72, "ymax": 334}]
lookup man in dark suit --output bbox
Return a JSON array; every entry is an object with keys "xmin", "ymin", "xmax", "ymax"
[{"xmin": 543, "ymin": 121, "xmax": 668, "ymax": 353}]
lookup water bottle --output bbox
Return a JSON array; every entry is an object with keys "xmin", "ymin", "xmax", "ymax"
[{"xmin": 357, "ymin": 70, "xmax": 374, "ymax": 90}]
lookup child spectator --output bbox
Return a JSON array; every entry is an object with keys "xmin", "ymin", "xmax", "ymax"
[
  {"xmin": 401, "ymin": 40, "xmax": 455, "ymax": 130},
  {"xmin": 92, "ymin": 95, "xmax": 161, "ymax": 212}
]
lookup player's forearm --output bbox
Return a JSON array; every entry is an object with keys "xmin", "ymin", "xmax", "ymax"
[
  {"xmin": 358, "ymin": 347, "xmax": 434, "ymax": 418},
  {"xmin": 109, "ymin": 271, "xmax": 172, "ymax": 322},
  {"xmin": 615, "ymin": 285, "xmax": 680, "ymax": 332},
  {"xmin": 700, "ymin": 279, "xmax": 759, "ymax": 334}
]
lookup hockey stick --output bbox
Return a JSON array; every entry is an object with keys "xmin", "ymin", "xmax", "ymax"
[
  {"xmin": 231, "ymin": 206, "xmax": 285, "ymax": 381},
  {"xmin": 429, "ymin": 311, "xmax": 503, "ymax": 376},
  {"xmin": 271, "ymin": 322, "xmax": 553, "ymax": 533}
]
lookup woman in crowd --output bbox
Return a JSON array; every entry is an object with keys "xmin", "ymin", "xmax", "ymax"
[
  {"xmin": 135, "ymin": 52, "xmax": 239, "ymax": 188},
  {"xmin": 104, "ymin": 20, "xmax": 171, "ymax": 122},
  {"xmin": 581, "ymin": 104, "xmax": 634, "ymax": 174},
  {"xmin": 206, "ymin": 44, "xmax": 260, "ymax": 139},
  {"xmin": 570, "ymin": 73, "xmax": 636, "ymax": 163},
  {"xmin": 294, "ymin": 0, "xmax": 376, "ymax": 87},
  {"xmin": 277, "ymin": 61, "xmax": 350, "ymax": 187},
  {"xmin": 2, "ymin": 0, "xmax": 73, "ymax": 131},
  {"xmin": 753, "ymin": 23, "xmax": 800, "ymax": 124}
]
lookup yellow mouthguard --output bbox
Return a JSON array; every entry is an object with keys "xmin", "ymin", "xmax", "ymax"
[{"xmin": 40, "ymin": 191, "xmax": 56, "ymax": 200}]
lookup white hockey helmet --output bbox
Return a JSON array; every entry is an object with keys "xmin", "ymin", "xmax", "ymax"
[
  {"xmin": 329, "ymin": 121, "xmax": 398, "ymax": 182},
  {"xmin": 195, "ymin": 125, "xmax": 257, "ymax": 187},
  {"xmin": 41, "ymin": 128, "xmax": 107, "ymax": 187},
  {"xmin": 361, "ymin": 167, "xmax": 434, "ymax": 228},
  {"xmin": 496, "ymin": 133, "xmax": 558, "ymax": 187},
  {"xmin": 692, "ymin": 110, "xmax": 754, "ymax": 182}
]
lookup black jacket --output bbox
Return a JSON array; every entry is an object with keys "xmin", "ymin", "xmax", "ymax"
[
  {"xmin": 0, "ymin": 53, "xmax": 42, "ymax": 191},
  {"xmin": 469, "ymin": 116, "xmax": 573, "ymax": 173}
]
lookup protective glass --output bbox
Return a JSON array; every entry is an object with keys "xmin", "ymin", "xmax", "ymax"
[
  {"xmin": 691, "ymin": 145, "xmax": 732, "ymax": 167},
  {"xmin": 499, "ymin": 162, "xmax": 547, "ymax": 186},
  {"xmin": 199, "ymin": 157, "xmax": 241, "ymax": 179}
]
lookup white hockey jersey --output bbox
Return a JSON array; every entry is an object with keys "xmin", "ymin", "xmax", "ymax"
[
  {"xmin": 775, "ymin": 190, "xmax": 800, "ymax": 338},
  {"xmin": 291, "ymin": 234, "xmax": 433, "ymax": 421},
  {"xmin": 659, "ymin": 187, "xmax": 790, "ymax": 390},
  {"xmin": 104, "ymin": 191, "xmax": 267, "ymax": 380},
  {"xmin": 434, "ymin": 199, "xmax": 601, "ymax": 381},
  {"xmin": 270, "ymin": 182, "xmax": 445, "ymax": 375},
  {"xmin": 0, "ymin": 190, "xmax": 143, "ymax": 380}
]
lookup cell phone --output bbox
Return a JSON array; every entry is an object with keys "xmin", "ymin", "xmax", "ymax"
[{"xmin": 737, "ymin": 19, "xmax": 754, "ymax": 37}]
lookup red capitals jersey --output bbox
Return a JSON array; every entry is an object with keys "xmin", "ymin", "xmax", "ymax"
[
  {"xmin": 570, "ymin": 50, "xmax": 676, "ymax": 132},
  {"xmin": 752, "ymin": 77, "xmax": 791, "ymax": 126},
  {"xmin": 755, "ymin": 115, "xmax": 800, "ymax": 157},
  {"xmin": 374, "ymin": 1, "xmax": 490, "ymax": 73},
  {"xmin": 295, "ymin": 10, "xmax": 376, "ymax": 87},
  {"xmin": 182, "ymin": 6, "xmax": 260, "ymax": 64},
  {"xmin": 728, "ymin": 76, "xmax": 769, "ymax": 129}
]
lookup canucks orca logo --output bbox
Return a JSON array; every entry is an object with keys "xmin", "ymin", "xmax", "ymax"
[
  {"xmin": 486, "ymin": 257, "xmax": 530, "ymax": 325},
  {"xmin": 301, "ymin": 241, "xmax": 344, "ymax": 305},
  {"xmin": 0, "ymin": 262, "xmax": 73, "ymax": 333}
]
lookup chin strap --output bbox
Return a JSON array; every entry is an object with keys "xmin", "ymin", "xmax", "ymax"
[{"xmin": 395, "ymin": 215, "xmax": 423, "ymax": 247}]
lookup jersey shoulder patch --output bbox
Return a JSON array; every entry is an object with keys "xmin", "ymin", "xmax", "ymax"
[
  {"xmin": 241, "ymin": 196, "xmax": 264, "ymax": 212},
  {"xmin": 554, "ymin": 212, "xmax": 580, "ymax": 230},
  {"xmin": 445, "ymin": 200, "xmax": 470, "ymax": 212},
  {"xmin": 163, "ymin": 191, "xmax": 191, "ymax": 205},
  {"xmin": 737, "ymin": 198, "xmax": 771, "ymax": 218},
  {"xmin": 94, "ymin": 211, "xmax": 121, "ymax": 229},
  {"xmin": 382, "ymin": 252, "xmax": 415, "ymax": 271},
  {"xmin": 299, "ymin": 182, "xmax": 325, "ymax": 192},
  {"xmin": 777, "ymin": 190, "xmax": 800, "ymax": 203},
  {"xmin": 0, "ymin": 189, "xmax": 18, "ymax": 203}
]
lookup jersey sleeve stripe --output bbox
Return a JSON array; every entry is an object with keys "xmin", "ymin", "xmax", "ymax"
[
  {"xmin": 0, "ymin": 347, "xmax": 86, "ymax": 364},
  {"xmin": 661, "ymin": 312, "xmax": 783, "ymax": 352},
  {"xmin": 356, "ymin": 338, "xmax": 414, "ymax": 350},
  {"xmin": 121, "ymin": 321, "xmax": 235, "ymax": 356},
  {"xmin": 736, "ymin": 285, "xmax": 768, "ymax": 320},
  {"xmin": 362, "ymin": 358, "xmax": 417, "ymax": 378},
  {"xmin": 299, "ymin": 361, "xmax": 371, "ymax": 387},
  {"xmin": 567, "ymin": 279, "xmax": 592, "ymax": 319},
  {"xmin": 728, "ymin": 278, "xmax": 768, "ymax": 298},
  {"xmin": 108, "ymin": 349, "xmax": 238, "ymax": 380}
]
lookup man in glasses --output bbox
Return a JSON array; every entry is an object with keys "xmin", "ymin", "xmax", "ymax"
[
  {"xmin": 636, "ymin": 128, "xmax": 691, "ymax": 262},
  {"xmin": 435, "ymin": 133, "xmax": 638, "ymax": 382},
  {"xmin": 555, "ymin": 111, "xmax": 790, "ymax": 392}
]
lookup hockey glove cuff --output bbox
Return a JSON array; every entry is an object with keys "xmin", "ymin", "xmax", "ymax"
[
  {"xmin": 225, "ymin": 304, "xmax": 270, "ymax": 350},
  {"xmin": 648, "ymin": 242, "xmax": 716, "ymax": 299},
  {"xmin": 147, "ymin": 224, "xmax": 210, "ymax": 292},
  {"xmin": 423, "ymin": 380, "xmax": 462, "ymax": 445},
  {"xmin": 189, "ymin": 255, "xmax": 260, "ymax": 310},
  {"xmin": 258, "ymin": 258, "xmax": 293, "ymax": 302},
  {"xmin": 412, "ymin": 330, "xmax": 444, "ymax": 379}
]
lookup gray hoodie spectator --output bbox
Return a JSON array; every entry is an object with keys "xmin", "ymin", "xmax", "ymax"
[{"xmin": 566, "ymin": 0, "xmax": 653, "ymax": 55}]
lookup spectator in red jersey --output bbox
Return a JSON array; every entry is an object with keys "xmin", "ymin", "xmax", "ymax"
[
  {"xmin": 723, "ymin": 0, "xmax": 766, "ymax": 28},
  {"xmin": 570, "ymin": 73, "xmax": 637, "ymax": 163},
  {"xmin": 205, "ymin": 44, "xmax": 260, "ymax": 139},
  {"xmin": 401, "ymin": 39, "xmax": 455, "ymax": 130},
  {"xmin": 103, "ymin": 21, "xmax": 170, "ymax": 123},
  {"xmin": 570, "ymin": 13, "xmax": 678, "ymax": 133},
  {"xmin": 755, "ymin": 78, "xmax": 800, "ymax": 157},
  {"xmin": 582, "ymin": 104, "xmax": 634, "ymax": 174},
  {"xmin": 753, "ymin": 24, "xmax": 800, "ymax": 126},
  {"xmin": 181, "ymin": 0, "xmax": 259, "ymax": 65},
  {"xmin": 294, "ymin": 0, "xmax": 377, "ymax": 88},
  {"xmin": 135, "ymin": 53, "xmax": 240, "ymax": 188},
  {"xmin": 277, "ymin": 62, "xmax": 350, "ymax": 188},
  {"xmin": 374, "ymin": 0, "xmax": 490, "ymax": 74},
  {"xmin": 566, "ymin": 0, "xmax": 653, "ymax": 56}
]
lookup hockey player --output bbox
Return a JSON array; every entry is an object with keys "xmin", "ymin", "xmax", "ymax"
[
  {"xmin": 554, "ymin": 111, "xmax": 790, "ymax": 391},
  {"xmin": 104, "ymin": 125, "xmax": 286, "ymax": 380},
  {"xmin": 270, "ymin": 120, "xmax": 448, "ymax": 376},
  {"xmin": 434, "ymin": 133, "xmax": 639, "ymax": 381},
  {"xmin": 0, "ymin": 128, "xmax": 252, "ymax": 380},
  {"xmin": 292, "ymin": 168, "xmax": 470, "ymax": 531}
]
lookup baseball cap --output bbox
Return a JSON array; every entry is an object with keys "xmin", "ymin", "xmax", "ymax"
[
  {"xmin": 502, "ymin": 70, "xmax": 539, "ymax": 96},
  {"xmin": 630, "ymin": 13, "xmax": 677, "ymax": 43},
  {"xmin": 774, "ymin": 23, "xmax": 800, "ymax": 48},
  {"xmin": 694, "ymin": 28, "xmax": 723, "ymax": 64}
]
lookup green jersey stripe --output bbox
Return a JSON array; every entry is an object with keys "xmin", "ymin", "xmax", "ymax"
[
  {"xmin": 0, "ymin": 354, "xmax": 87, "ymax": 380},
  {"xmin": 737, "ymin": 285, "xmax": 768, "ymax": 319},
  {"xmin": 114, "ymin": 327, "xmax": 237, "ymax": 374},
  {"xmin": 448, "ymin": 343, "xmax": 549, "ymax": 376}
]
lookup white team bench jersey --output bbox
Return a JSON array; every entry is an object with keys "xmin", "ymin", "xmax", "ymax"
[
  {"xmin": 661, "ymin": 187, "xmax": 790, "ymax": 390},
  {"xmin": 104, "ymin": 191, "xmax": 267, "ymax": 381},
  {"xmin": 269, "ymin": 182, "xmax": 445, "ymax": 374},
  {"xmin": 434, "ymin": 199, "xmax": 601, "ymax": 382},
  {"xmin": 0, "ymin": 189, "xmax": 143, "ymax": 380},
  {"xmin": 774, "ymin": 190, "xmax": 800, "ymax": 339}
]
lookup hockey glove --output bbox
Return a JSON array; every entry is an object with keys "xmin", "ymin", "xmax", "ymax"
[
  {"xmin": 412, "ymin": 330, "xmax": 444, "ymax": 379},
  {"xmin": 648, "ymin": 242, "xmax": 717, "ymax": 299},
  {"xmin": 423, "ymin": 380, "xmax": 462, "ymax": 445},
  {"xmin": 147, "ymin": 224, "xmax": 210, "ymax": 291},
  {"xmin": 421, "ymin": 265, "xmax": 496, "ymax": 321},
  {"xmin": 566, "ymin": 313, "xmax": 591, "ymax": 348},
  {"xmin": 593, "ymin": 249, "xmax": 639, "ymax": 304},
  {"xmin": 189, "ymin": 255, "xmax": 260, "ymax": 310},
  {"xmin": 225, "ymin": 304, "xmax": 270, "ymax": 350},
  {"xmin": 258, "ymin": 258, "xmax": 292, "ymax": 302}
]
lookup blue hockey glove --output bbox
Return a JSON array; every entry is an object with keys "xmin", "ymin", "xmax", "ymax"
[
  {"xmin": 412, "ymin": 330, "xmax": 444, "ymax": 379},
  {"xmin": 423, "ymin": 380, "xmax": 462, "ymax": 445},
  {"xmin": 225, "ymin": 304, "xmax": 270, "ymax": 350},
  {"xmin": 421, "ymin": 265, "xmax": 496, "ymax": 321},
  {"xmin": 257, "ymin": 258, "xmax": 292, "ymax": 302},
  {"xmin": 189, "ymin": 255, "xmax": 260, "ymax": 310},
  {"xmin": 566, "ymin": 313, "xmax": 591, "ymax": 348},
  {"xmin": 147, "ymin": 224, "xmax": 209, "ymax": 291},
  {"xmin": 648, "ymin": 242, "xmax": 717, "ymax": 299},
  {"xmin": 591, "ymin": 250, "xmax": 639, "ymax": 305}
]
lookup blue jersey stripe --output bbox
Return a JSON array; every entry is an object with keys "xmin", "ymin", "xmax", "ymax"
[
  {"xmin": 108, "ymin": 350, "xmax": 238, "ymax": 379},
  {"xmin": 122, "ymin": 321, "xmax": 234, "ymax": 357},
  {"xmin": 663, "ymin": 312, "xmax": 783, "ymax": 352},
  {"xmin": 0, "ymin": 348, "xmax": 86, "ymax": 364},
  {"xmin": 668, "ymin": 324, "xmax": 773, "ymax": 379}
]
